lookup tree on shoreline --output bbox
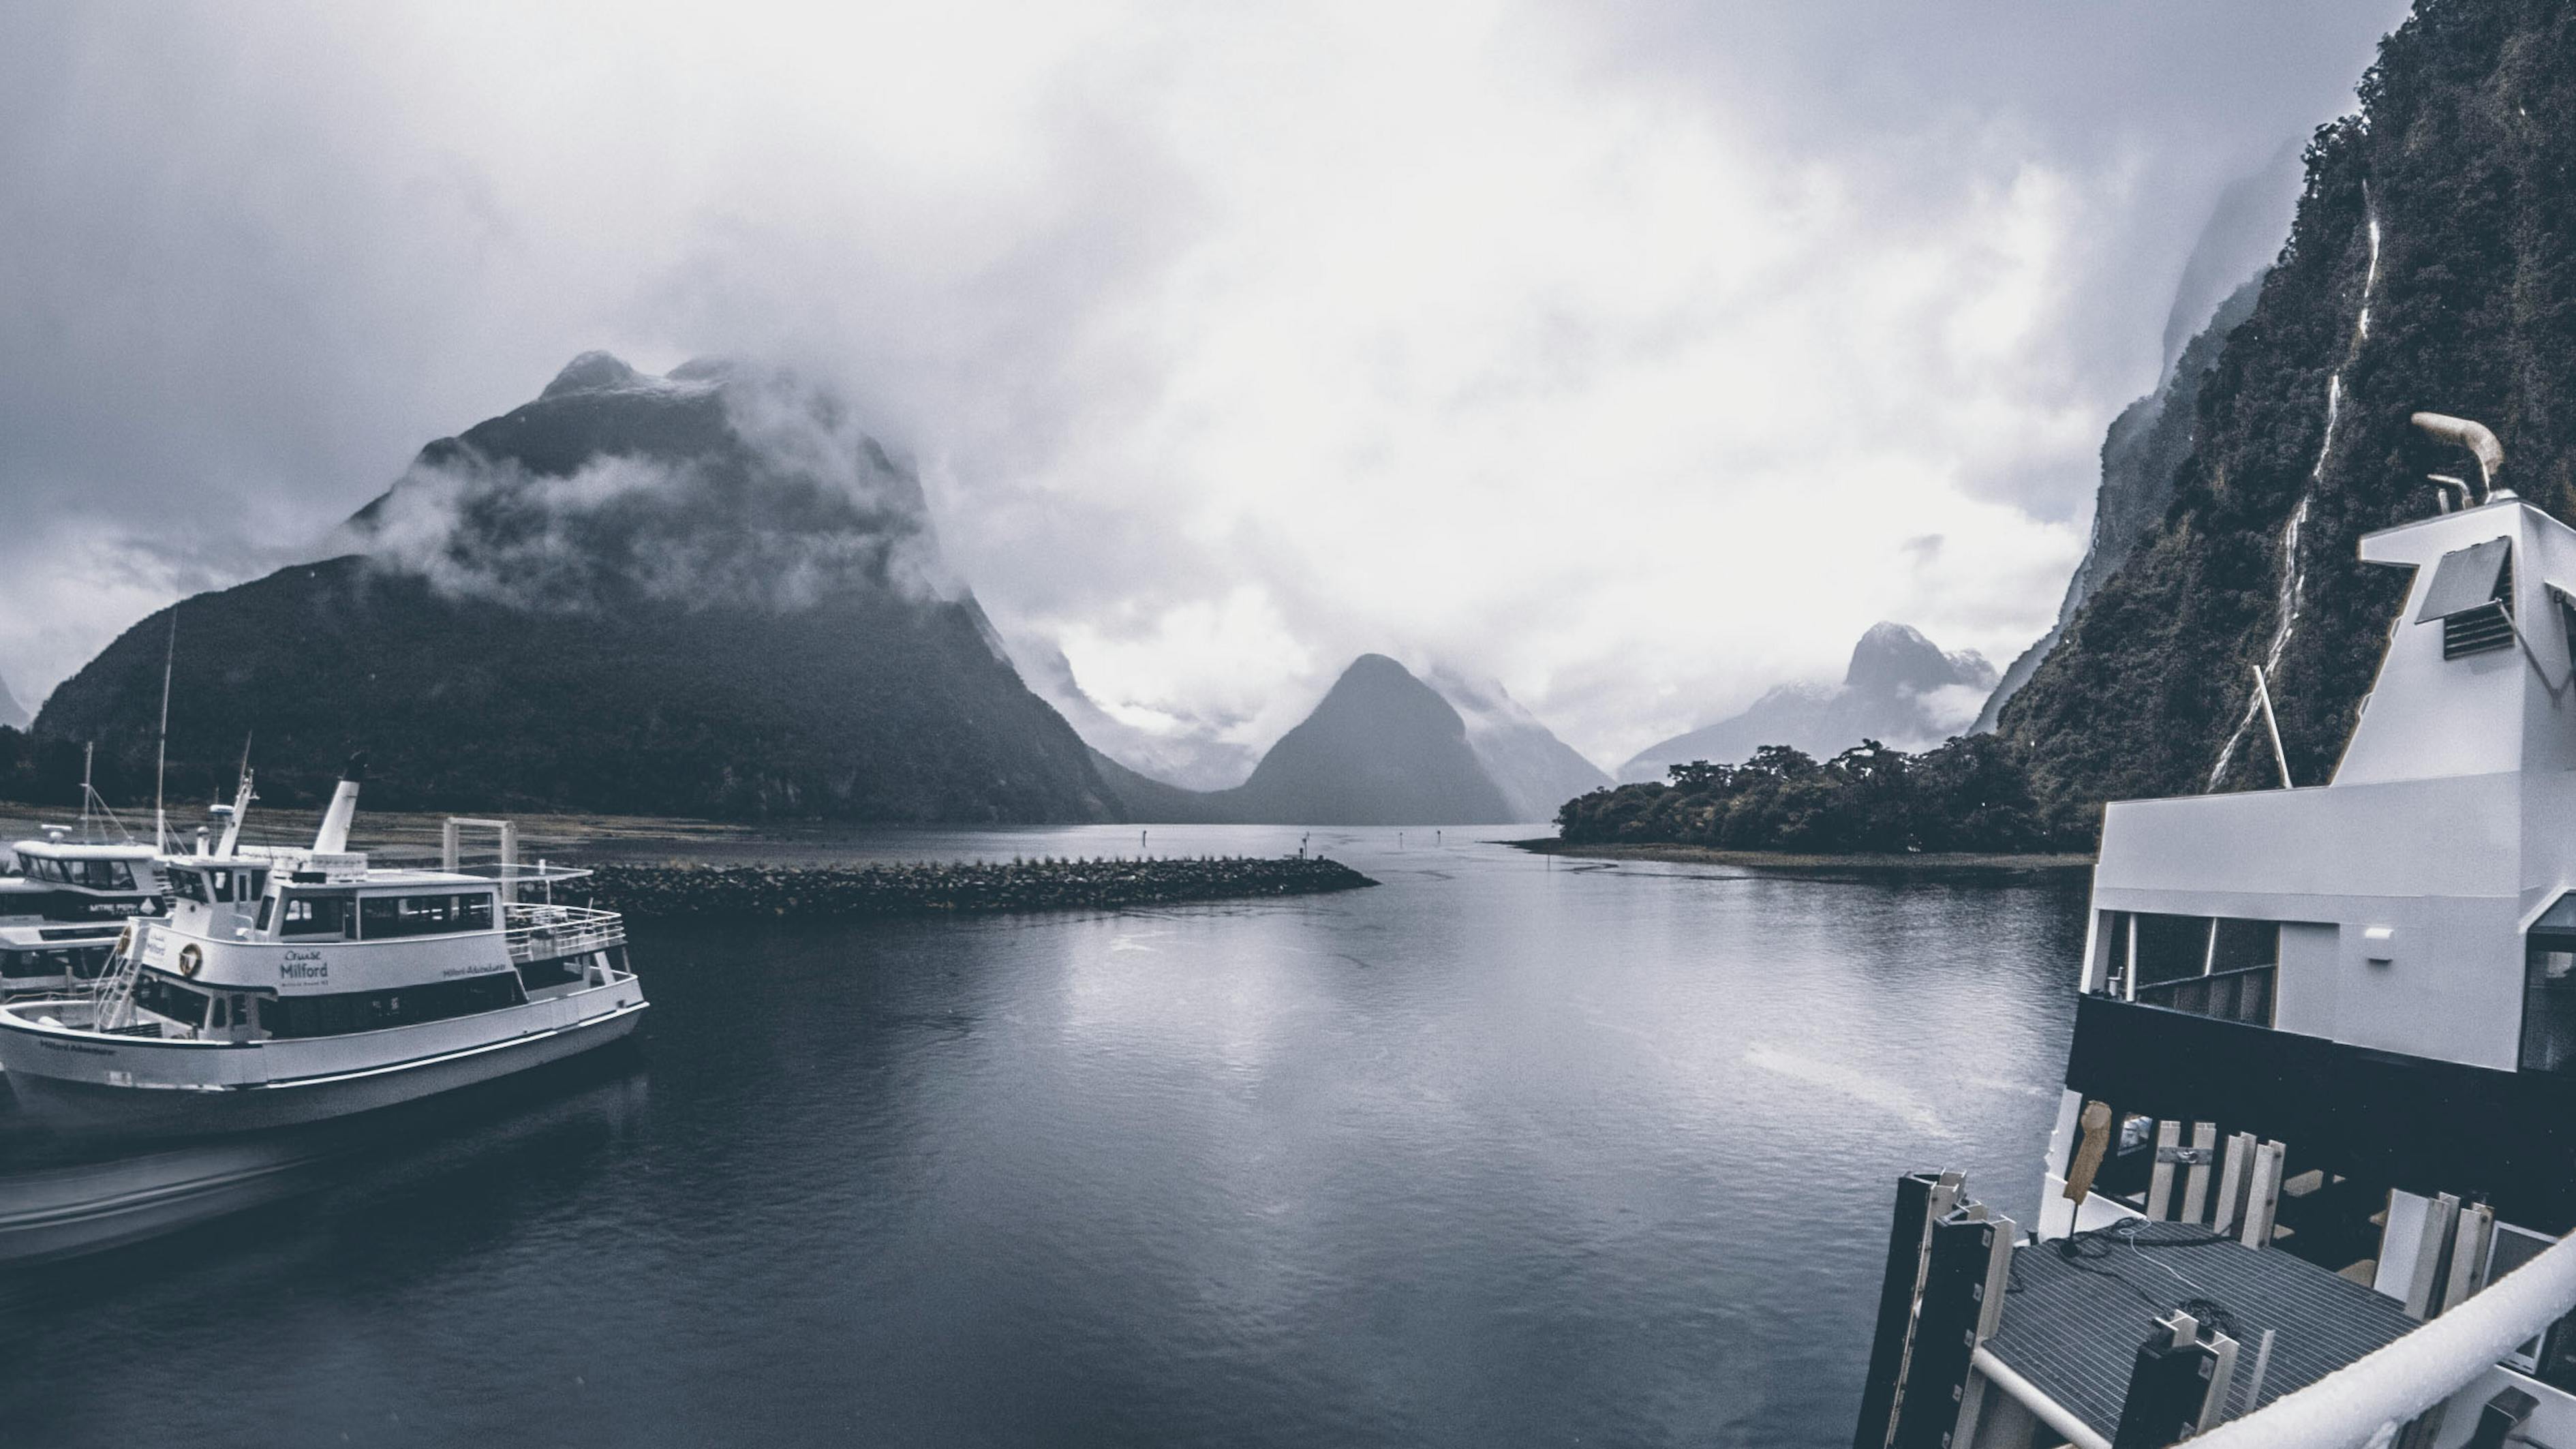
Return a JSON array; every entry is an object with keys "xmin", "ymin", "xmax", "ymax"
[{"xmin": 1554, "ymin": 733, "xmax": 2073, "ymax": 854}]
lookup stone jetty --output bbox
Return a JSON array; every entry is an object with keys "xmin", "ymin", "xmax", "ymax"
[{"xmin": 578, "ymin": 855, "xmax": 1378, "ymax": 919}]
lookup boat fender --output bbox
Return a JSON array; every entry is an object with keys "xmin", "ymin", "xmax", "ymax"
[
  {"xmin": 179, "ymin": 944, "xmax": 202, "ymax": 978},
  {"xmin": 114, "ymin": 924, "xmax": 136, "ymax": 958}
]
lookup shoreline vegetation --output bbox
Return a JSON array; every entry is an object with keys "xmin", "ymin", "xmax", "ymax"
[
  {"xmin": 1507, "ymin": 838, "xmax": 2092, "ymax": 876},
  {"xmin": 1552, "ymin": 735, "xmax": 2090, "ymax": 857}
]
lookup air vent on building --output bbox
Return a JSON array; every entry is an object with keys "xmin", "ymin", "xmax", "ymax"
[{"xmin": 2417, "ymin": 536, "xmax": 2515, "ymax": 659}]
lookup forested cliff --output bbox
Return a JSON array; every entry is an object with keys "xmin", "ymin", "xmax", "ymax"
[{"xmin": 1999, "ymin": 0, "xmax": 2576, "ymax": 828}]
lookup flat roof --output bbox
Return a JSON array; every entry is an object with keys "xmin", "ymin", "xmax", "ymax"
[{"xmin": 12, "ymin": 840, "xmax": 157, "ymax": 861}]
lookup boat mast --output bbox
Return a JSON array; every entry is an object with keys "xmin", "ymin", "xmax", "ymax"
[
  {"xmin": 215, "ymin": 734, "xmax": 254, "ymax": 857},
  {"xmin": 153, "ymin": 609, "xmax": 176, "ymax": 853},
  {"xmin": 74, "ymin": 741, "xmax": 136, "ymax": 844}
]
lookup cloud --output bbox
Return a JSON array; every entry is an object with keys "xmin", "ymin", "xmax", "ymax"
[
  {"xmin": 348, "ymin": 362, "xmax": 957, "ymax": 612},
  {"xmin": 0, "ymin": 0, "xmax": 2408, "ymax": 764}
]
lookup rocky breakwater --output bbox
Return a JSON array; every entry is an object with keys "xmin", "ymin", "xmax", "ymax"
[{"xmin": 583, "ymin": 855, "xmax": 1379, "ymax": 919}]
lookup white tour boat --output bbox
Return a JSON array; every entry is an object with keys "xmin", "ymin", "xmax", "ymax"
[
  {"xmin": 1854, "ymin": 416, "xmax": 2576, "ymax": 1448},
  {"xmin": 0, "ymin": 834, "xmax": 169, "ymax": 998},
  {"xmin": 0, "ymin": 757, "xmax": 645, "ymax": 1135}
]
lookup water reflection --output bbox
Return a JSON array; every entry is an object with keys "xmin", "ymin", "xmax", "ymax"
[
  {"xmin": 0, "ymin": 1043, "xmax": 647, "ymax": 1266},
  {"xmin": 0, "ymin": 832, "xmax": 2087, "ymax": 1449}
]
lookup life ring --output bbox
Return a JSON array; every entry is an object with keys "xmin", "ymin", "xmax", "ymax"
[
  {"xmin": 178, "ymin": 944, "xmax": 203, "ymax": 979},
  {"xmin": 114, "ymin": 924, "xmax": 135, "ymax": 958}
]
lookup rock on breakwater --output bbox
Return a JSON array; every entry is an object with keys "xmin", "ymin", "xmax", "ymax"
[{"xmin": 580, "ymin": 855, "xmax": 1379, "ymax": 918}]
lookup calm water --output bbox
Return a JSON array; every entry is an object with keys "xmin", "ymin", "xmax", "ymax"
[{"xmin": 0, "ymin": 827, "xmax": 2087, "ymax": 1448}]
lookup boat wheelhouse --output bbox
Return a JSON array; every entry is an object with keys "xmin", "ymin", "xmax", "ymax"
[
  {"xmin": 0, "ymin": 759, "xmax": 645, "ymax": 1135},
  {"xmin": 1854, "ymin": 417, "xmax": 2576, "ymax": 1448},
  {"xmin": 0, "ymin": 835, "xmax": 168, "ymax": 997}
]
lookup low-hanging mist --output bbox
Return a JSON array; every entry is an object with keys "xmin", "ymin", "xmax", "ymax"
[{"xmin": 31, "ymin": 355, "xmax": 1120, "ymax": 822}]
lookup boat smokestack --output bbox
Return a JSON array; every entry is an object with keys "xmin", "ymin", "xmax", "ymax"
[
  {"xmin": 311, "ymin": 752, "xmax": 368, "ymax": 854},
  {"xmin": 2411, "ymin": 412, "xmax": 2504, "ymax": 502}
]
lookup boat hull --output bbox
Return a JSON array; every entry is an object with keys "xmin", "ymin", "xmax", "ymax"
[{"xmin": 0, "ymin": 996, "xmax": 645, "ymax": 1138}]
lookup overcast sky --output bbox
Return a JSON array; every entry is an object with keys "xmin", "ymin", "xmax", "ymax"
[{"xmin": 1, "ymin": 1, "xmax": 2410, "ymax": 769}]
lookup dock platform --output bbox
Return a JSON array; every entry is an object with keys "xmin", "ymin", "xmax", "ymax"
[{"xmin": 1983, "ymin": 1219, "xmax": 2417, "ymax": 1437}]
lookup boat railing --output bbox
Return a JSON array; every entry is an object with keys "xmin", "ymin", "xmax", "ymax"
[
  {"xmin": 2194, "ymin": 1226, "xmax": 2576, "ymax": 1446},
  {"xmin": 500, "ymin": 902, "xmax": 625, "ymax": 966},
  {"xmin": 448, "ymin": 861, "xmax": 596, "ymax": 887}
]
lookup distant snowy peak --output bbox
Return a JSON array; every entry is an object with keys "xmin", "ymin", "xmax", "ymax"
[
  {"xmin": 1844, "ymin": 622, "xmax": 1994, "ymax": 697},
  {"xmin": 0, "ymin": 671, "xmax": 27, "ymax": 731},
  {"xmin": 1616, "ymin": 622, "xmax": 1991, "ymax": 783}
]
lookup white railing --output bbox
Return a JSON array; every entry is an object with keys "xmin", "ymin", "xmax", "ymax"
[
  {"xmin": 2195, "ymin": 1229, "xmax": 2576, "ymax": 1447},
  {"xmin": 500, "ymin": 903, "xmax": 624, "ymax": 966}
]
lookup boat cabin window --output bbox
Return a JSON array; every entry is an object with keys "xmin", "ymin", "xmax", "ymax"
[
  {"xmin": 263, "ymin": 972, "xmax": 525, "ymax": 1039},
  {"xmin": 2097, "ymin": 911, "xmax": 2277, "ymax": 1026},
  {"xmin": 170, "ymin": 866, "xmax": 264, "ymax": 904},
  {"xmin": 2, "ymin": 946, "xmax": 114, "ymax": 981},
  {"xmin": 25, "ymin": 857, "xmax": 138, "ymax": 890},
  {"xmin": 132, "ymin": 971, "xmax": 210, "ymax": 1028},
  {"xmin": 76, "ymin": 860, "xmax": 136, "ymax": 891},
  {"xmin": 357, "ymin": 892, "xmax": 496, "ymax": 940},
  {"xmin": 2521, "ymin": 895, "xmax": 2576, "ymax": 1072},
  {"xmin": 278, "ymin": 891, "xmax": 354, "ymax": 940}
]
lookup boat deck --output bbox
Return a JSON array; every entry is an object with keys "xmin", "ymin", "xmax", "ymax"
[{"xmin": 1984, "ymin": 1220, "xmax": 2418, "ymax": 1436}]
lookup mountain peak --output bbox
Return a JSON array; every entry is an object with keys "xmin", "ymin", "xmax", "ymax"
[
  {"xmin": 1302, "ymin": 654, "xmax": 1468, "ymax": 739},
  {"xmin": 538, "ymin": 350, "xmax": 645, "ymax": 399},
  {"xmin": 1846, "ymin": 622, "xmax": 1991, "ymax": 695},
  {"xmin": 1619, "ymin": 622, "xmax": 1993, "ymax": 782}
]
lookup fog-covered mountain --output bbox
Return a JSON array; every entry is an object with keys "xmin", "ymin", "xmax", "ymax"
[
  {"xmin": 0, "ymin": 672, "xmax": 27, "ymax": 731},
  {"xmin": 1974, "ymin": 147, "xmax": 2300, "ymax": 733},
  {"xmin": 36, "ymin": 353, "xmax": 1122, "ymax": 821},
  {"xmin": 1424, "ymin": 669, "xmax": 1610, "ymax": 821},
  {"xmin": 1619, "ymin": 623, "xmax": 1993, "ymax": 783},
  {"xmin": 1999, "ymin": 0, "xmax": 2576, "ymax": 821},
  {"xmin": 1974, "ymin": 277, "xmax": 2264, "ymax": 732},
  {"xmin": 1017, "ymin": 643, "xmax": 1259, "ymax": 792},
  {"xmin": 1088, "ymin": 654, "xmax": 1531, "ymax": 824}
]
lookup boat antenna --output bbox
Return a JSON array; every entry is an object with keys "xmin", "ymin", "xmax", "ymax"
[{"xmin": 153, "ymin": 608, "xmax": 177, "ymax": 853}]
